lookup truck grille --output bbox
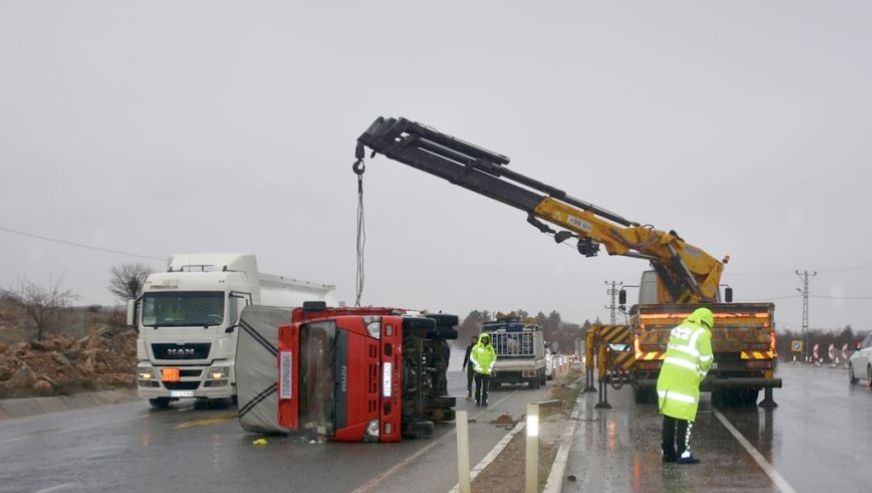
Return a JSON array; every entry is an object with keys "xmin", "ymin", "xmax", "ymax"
[
  {"xmin": 164, "ymin": 381, "xmax": 200, "ymax": 390},
  {"xmin": 152, "ymin": 343, "xmax": 211, "ymax": 360}
]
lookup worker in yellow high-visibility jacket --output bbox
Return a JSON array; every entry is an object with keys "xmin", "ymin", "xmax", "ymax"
[
  {"xmin": 657, "ymin": 307, "xmax": 714, "ymax": 464},
  {"xmin": 470, "ymin": 333, "xmax": 496, "ymax": 407}
]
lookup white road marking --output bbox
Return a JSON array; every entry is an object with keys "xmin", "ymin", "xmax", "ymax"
[
  {"xmin": 350, "ymin": 391, "xmax": 518, "ymax": 493},
  {"xmin": 542, "ymin": 393, "xmax": 585, "ymax": 493},
  {"xmin": 713, "ymin": 409, "xmax": 797, "ymax": 493},
  {"xmin": 447, "ymin": 420, "xmax": 525, "ymax": 493},
  {"xmin": 34, "ymin": 483, "xmax": 79, "ymax": 493},
  {"xmin": 446, "ymin": 391, "xmax": 531, "ymax": 493}
]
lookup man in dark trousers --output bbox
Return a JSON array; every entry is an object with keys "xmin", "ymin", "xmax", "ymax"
[{"xmin": 461, "ymin": 335, "xmax": 477, "ymax": 400}]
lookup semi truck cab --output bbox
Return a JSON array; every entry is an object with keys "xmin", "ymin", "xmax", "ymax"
[{"xmin": 132, "ymin": 253, "xmax": 333, "ymax": 408}]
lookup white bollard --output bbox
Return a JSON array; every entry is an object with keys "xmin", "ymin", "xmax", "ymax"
[
  {"xmin": 526, "ymin": 404, "xmax": 539, "ymax": 493},
  {"xmin": 456, "ymin": 410, "xmax": 471, "ymax": 493}
]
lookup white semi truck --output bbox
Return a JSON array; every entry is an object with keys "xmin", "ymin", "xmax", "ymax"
[{"xmin": 130, "ymin": 253, "xmax": 334, "ymax": 408}]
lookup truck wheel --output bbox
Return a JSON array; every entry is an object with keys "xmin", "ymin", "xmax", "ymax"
[
  {"xmin": 149, "ymin": 398, "xmax": 171, "ymax": 409},
  {"xmin": 529, "ymin": 379, "xmax": 540, "ymax": 390},
  {"xmin": 849, "ymin": 364, "xmax": 858, "ymax": 384}
]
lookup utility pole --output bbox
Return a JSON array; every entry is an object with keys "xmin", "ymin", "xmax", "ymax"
[
  {"xmin": 795, "ymin": 270, "xmax": 817, "ymax": 362},
  {"xmin": 604, "ymin": 281, "xmax": 622, "ymax": 325}
]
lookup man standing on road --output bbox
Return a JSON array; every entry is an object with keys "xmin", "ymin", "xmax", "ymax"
[
  {"xmin": 462, "ymin": 335, "xmax": 478, "ymax": 400},
  {"xmin": 471, "ymin": 333, "xmax": 496, "ymax": 406},
  {"xmin": 657, "ymin": 307, "xmax": 714, "ymax": 464}
]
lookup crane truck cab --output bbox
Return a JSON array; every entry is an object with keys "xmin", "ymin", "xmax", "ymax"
[{"xmin": 627, "ymin": 271, "xmax": 780, "ymax": 406}]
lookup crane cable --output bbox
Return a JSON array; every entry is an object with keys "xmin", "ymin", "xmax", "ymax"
[{"xmin": 352, "ymin": 155, "xmax": 366, "ymax": 307}]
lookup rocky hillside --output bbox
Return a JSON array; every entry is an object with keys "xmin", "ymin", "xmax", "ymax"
[{"xmin": 0, "ymin": 327, "xmax": 136, "ymax": 398}]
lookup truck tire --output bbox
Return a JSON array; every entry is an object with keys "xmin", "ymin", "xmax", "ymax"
[
  {"xmin": 529, "ymin": 379, "xmax": 540, "ymax": 390},
  {"xmin": 149, "ymin": 398, "xmax": 171, "ymax": 409},
  {"xmin": 403, "ymin": 420, "xmax": 435, "ymax": 439}
]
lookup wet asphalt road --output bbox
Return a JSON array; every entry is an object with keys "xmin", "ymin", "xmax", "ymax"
[
  {"xmin": 2, "ymin": 364, "xmax": 868, "ymax": 493},
  {"xmin": 562, "ymin": 364, "xmax": 871, "ymax": 493},
  {"xmin": 0, "ymin": 363, "xmax": 549, "ymax": 493}
]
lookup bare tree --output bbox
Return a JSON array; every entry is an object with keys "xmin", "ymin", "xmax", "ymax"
[
  {"xmin": 7, "ymin": 279, "xmax": 77, "ymax": 341},
  {"xmin": 107, "ymin": 263, "xmax": 152, "ymax": 302}
]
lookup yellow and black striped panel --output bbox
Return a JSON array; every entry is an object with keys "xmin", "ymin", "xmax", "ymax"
[
  {"xmin": 740, "ymin": 350, "xmax": 775, "ymax": 360},
  {"xmin": 637, "ymin": 330, "xmax": 667, "ymax": 345},
  {"xmin": 592, "ymin": 324, "xmax": 630, "ymax": 344},
  {"xmin": 612, "ymin": 351, "xmax": 635, "ymax": 370},
  {"xmin": 638, "ymin": 351, "xmax": 665, "ymax": 361}
]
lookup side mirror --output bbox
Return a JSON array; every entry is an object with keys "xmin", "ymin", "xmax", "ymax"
[
  {"xmin": 725, "ymin": 287, "xmax": 733, "ymax": 303},
  {"xmin": 225, "ymin": 325, "xmax": 238, "ymax": 334},
  {"xmin": 126, "ymin": 299, "xmax": 136, "ymax": 327}
]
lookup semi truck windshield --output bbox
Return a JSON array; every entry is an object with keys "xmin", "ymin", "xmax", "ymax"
[
  {"xmin": 299, "ymin": 320, "xmax": 336, "ymax": 435},
  {"xmin": 141, "ymin": 291, "xmax": 225, "ymax": 327}
]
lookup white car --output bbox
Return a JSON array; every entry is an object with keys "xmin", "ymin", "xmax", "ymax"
[{"xmin": 849, "ymin": 333, "xmax": 872, "ymax": 384}]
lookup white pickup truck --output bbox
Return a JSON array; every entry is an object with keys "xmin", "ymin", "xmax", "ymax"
[
  {"xmin": 482, "ymin": 319, "xmax": 547, "ymax": 389},
  {"xmin": 130, "ymin": 253, "xmax": 334, "ymax": 408}
]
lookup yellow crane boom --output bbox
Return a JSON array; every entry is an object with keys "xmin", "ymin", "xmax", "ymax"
[{"xmin": 356, "ymin": 116, "xmax": 728, "ymax": 304}]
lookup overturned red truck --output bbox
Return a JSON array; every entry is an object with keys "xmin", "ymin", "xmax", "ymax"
[{"xmin": 236, "ymin": 303, "xmax": 457, "ymax": 442}]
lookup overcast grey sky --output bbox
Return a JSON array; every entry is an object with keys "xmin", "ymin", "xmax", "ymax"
[{"xmin": 1, "ymin": 1, "xmax": 870, "ymax": 333}]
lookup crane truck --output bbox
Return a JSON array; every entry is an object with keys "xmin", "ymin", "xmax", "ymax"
[{"xmin": 354, "ymin": 116, "xmax": 781, "ymax": 407}]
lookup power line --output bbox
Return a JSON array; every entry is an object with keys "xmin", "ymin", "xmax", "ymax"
[
  {"xmin": 737, "ymin": 294, "xmax": 802, "ymax": 302},
  {"xmin": 729, "ymin": 264, "xmax": 872, "ymax": 277},
  {"xmin": 810, "ymin": 294, "xmax": 872, "ymax": 300},
  {"xmin": 0, "ymin": 226, "xmax": 164, "ymax": 262}
]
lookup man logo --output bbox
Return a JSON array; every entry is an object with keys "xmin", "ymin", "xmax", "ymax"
[{"xmin": 166, "ymin": 347, "xmax": 196, "ymax": 357}]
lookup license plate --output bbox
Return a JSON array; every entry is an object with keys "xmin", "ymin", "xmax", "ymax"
[{"xmin": 169, "ymin": 390, "xmax": 194, "ymax": 398}]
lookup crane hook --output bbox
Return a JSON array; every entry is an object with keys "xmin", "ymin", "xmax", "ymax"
[{"xmin": 353, "ymin": 158, "xmax": 366, "ymax": 175}]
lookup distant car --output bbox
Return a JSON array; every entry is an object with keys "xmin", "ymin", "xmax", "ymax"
[
  {"xmin": 545, "ymin": 353, "xmax": 554, "ymax": 380},
  {"xmin": 848, "ymin": 333, "xmax": 872, "ymax": 384}
]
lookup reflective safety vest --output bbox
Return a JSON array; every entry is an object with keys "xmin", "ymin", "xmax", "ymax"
[
  {"xmin": 656, "ymin": 321, "xmax": 713, "ymax": 421},
  {"xmin": 470, "ymin": 334, "xmax": 497, "ymax": 375}
]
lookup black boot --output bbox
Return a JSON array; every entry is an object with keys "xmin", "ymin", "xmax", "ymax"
[{"xmin": 662, "ymin": 446, "xmax": 677, "ymax": 463}]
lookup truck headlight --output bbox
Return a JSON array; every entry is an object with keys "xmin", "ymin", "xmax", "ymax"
[
  {"xmin": 366, "ymin": 321, "xmax": 381, "ymax": 339},
  {"xmin": 208, "ymin": 366, "xmax": 230, "ymax": 380},
  {"xmin": 137, "ymin": 365, "xmax": 157, "ymax": 380},
  {"xmin": 365, "ymin": 419, "xmax": 380, "ymax": 441}
]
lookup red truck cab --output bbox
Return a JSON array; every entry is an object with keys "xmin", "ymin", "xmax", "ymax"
[{"xmin": 276, "ymin": 304, "xmax": 456, "ymax": 442}]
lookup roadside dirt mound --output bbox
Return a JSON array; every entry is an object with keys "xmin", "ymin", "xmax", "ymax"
[{"xmin": 0, "ymin": 327, "xmax": 136, "ymax": 398}]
